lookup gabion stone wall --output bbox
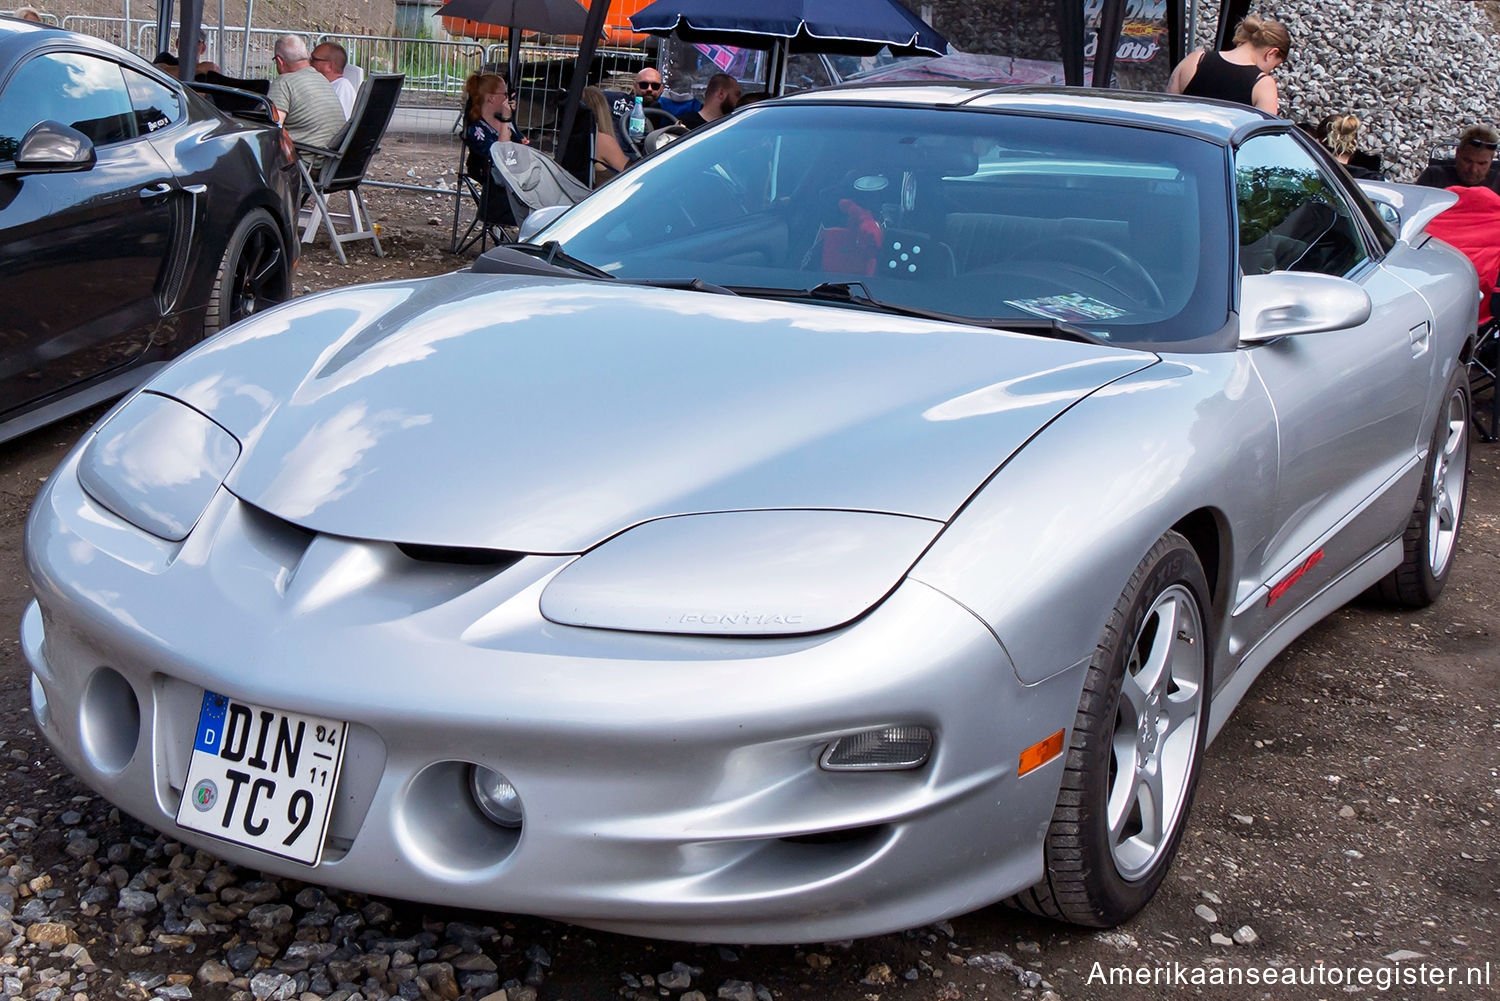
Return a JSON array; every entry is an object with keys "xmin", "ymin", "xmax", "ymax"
[{"xmin": 923, "ymin": 0, "xmax": 1500, "ymax": 181}]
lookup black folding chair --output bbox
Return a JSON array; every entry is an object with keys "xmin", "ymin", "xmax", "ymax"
[
  {"xmin": 1471, "ymin": 318, "xmax": 1499, "ymax": 442},
  {"xmin": 294, "ymin": 73, "xmax": 404, "ymax": 265}
]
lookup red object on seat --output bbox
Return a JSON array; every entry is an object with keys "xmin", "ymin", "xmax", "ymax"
[
  {"xmin": 1425, "ymin": 185, "xmax": 1500, "ymax": 325},
  {"xmin": 821, "ymin": 199, "xmax": 883, "ymax": 276}
]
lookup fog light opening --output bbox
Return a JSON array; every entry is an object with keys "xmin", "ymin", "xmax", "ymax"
[
  {"xmin": 820, "ymin": 725, "xmax": 933, "ymax": 771},
  {"xmin": 469, "ymin": 765, "xmax": 523, "ymax": 828}
]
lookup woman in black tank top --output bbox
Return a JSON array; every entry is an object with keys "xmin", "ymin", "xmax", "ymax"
[{"xmin": 1166, "ymin": 15, "xmax": 1290, "ymax": 115}]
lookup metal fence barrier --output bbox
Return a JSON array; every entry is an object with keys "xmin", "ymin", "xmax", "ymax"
[
  {"xmin": 46, "ymin": 16, "xmax": 655, "ymax": 241},
  {"xmin": 49, "ymin": 15, "xmax": 651, "ymax": 149}
]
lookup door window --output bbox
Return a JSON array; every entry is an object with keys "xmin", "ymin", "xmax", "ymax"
[
  {"xmin": 1235, "ymin": 133, "xmax": 1370, "ymax": 277},
  {"xmin": 0, "ymin": 51, "xmax": 136, "ymax": 160},
  {"xmin": 122, "ymin": 68, "xmax": 183, "ymax": 135}
]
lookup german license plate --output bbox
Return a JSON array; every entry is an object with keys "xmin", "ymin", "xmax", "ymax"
[{"xmin": 174, "ymin": 690, "xmax": 347, "ymax": 865}]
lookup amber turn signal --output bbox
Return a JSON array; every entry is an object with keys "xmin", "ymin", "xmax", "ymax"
[{"xmin": 1018, "ymin": 729, "xmax": 1066, "ymax": 776}]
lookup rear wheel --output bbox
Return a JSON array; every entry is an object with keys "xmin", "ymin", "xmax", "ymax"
[
  {"xmin": 205, "ymin": 208, "xmax": 289, "ymax": 336},
  {"xmin": 1011, "ymin": 531, "xmax": 1210, "ymax": 926},
  {"xmin": 1379, "ymin": 364, "xmax": 1470, "ymax": 606}
]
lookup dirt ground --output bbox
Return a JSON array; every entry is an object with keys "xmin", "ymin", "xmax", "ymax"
[{"xmin": 0, "ymin": 136, "xmax": 1496, "ymax": 1001}]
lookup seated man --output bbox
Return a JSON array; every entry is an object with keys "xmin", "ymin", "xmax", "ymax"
[
  {"xmin": 311, "ymin": 41, "xmax": 357, "ymax": 119},
  {"xmin": 267, "ymin": 34, "xmax": 345, "ymax": 153},
  {"xmin": 1417, "ymin": 124, "xmax": 1500, "ymax": 194},
  {"xmin": 607, "ymin": 66, "xmax": 664, "ymax": 150},
  {"xmin": 676, "ymin": 73, "xmax": 741, "ymax": 130}
]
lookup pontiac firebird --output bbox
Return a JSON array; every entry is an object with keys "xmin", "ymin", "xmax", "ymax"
[{"xmin": 23, "ymin": 85, "xmax": 1476, "ymax": 943}]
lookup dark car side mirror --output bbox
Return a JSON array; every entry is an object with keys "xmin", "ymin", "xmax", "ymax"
[{"xmin": 2, "ymin": 121, "xmax": 97, "ymax": 178}]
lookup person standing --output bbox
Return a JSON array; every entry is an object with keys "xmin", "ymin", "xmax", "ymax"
[
  {"xmin": 676, "ymin": 73, "xmax": 741, "ymax": 130},
  {"xmin": 1166, "ymin": 15, "xmax": 1290, "ymax": 115},
  {"xmin": 311, "ymin": 42, "xmax": 356, "ymax": 119},
  {"xmin": 267, "ymin": 34, "xmax": 345, "ymax": 151}
]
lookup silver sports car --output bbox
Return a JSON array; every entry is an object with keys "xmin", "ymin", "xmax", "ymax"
[{"xmin": 23, "ymin": 86, "xmax": 1477, "ymax": 943}]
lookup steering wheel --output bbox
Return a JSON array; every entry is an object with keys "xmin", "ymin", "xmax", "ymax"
[
  {"xmin": 621, "ymin": 106, "xmax": 680, "ymax": 159},
  {"xmin": 1013, "ymin": 235, "xmax": 1164, "ymax": 310}
]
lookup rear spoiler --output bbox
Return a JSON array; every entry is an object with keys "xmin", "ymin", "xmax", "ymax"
[{"xmin": 1357, "ymin": 181, "xmax": 1458, "ymax": 246}]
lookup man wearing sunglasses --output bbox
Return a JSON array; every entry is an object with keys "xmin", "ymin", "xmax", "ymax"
[
  {"xmin": 606, "ymin": 67, "xmax": 667, "ymax": 155},
  {"xmin": 1417, "ymin": 124, "xmax": 1500, "ymax": 194}
]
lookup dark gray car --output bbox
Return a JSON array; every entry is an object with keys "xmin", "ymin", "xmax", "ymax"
[{"xmin": 0, "ymin": 19, "xmax": 297, "ymax": 443}]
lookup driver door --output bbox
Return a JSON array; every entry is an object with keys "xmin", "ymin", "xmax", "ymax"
[
  {"xmin": 1233, "ymin": 132, "xmax": 1432, "ymax": 630},
  {"xmin": 0, "ymin": 49, "xmax": 174, "ymax": 415}
]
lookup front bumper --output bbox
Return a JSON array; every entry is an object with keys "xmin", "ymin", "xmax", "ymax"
[{"xmin": 24, "ymin": 446, "xmax": 1086, "ymax": 943}]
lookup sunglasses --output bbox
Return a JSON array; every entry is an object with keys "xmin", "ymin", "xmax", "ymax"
[
  {"xmin": 635, "ymin": 81, "xmax": 662, "ymax": 91},
  {"xmin": 1465, "ymin": 138, "xmax": 1499, "ymax": 150}
]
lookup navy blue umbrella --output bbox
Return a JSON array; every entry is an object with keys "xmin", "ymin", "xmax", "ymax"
[{"xmin": 630, "ymin": 0, "xmax": 948, "ymax": 59}]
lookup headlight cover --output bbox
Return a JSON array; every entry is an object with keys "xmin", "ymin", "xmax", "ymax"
[
  {"xmin": 540, "ymin": 509, "xmax": 942, "ymax": 636},
  {"xmin": 77, "ymin": 392, "xmax": 241, "ymax": 542}
]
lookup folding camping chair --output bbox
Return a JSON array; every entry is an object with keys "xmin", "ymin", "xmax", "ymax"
[
  {"xmin": 451, "ymin": 160, "xmax": 510, "ymax": 254},
  {"xmin": 489, "ymin": 141, "xmax": 592, "ymax": 227},
  {"xmin": 1422, "ymin": 182, "xmax": 1500, "ymax": 442},
  {"xmin": 295, "ymin": 73, "xmax": 404, "ymax": 265}
]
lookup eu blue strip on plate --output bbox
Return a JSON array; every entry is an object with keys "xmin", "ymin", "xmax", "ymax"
[{"xmin": 194, "ymin": 690, "xmax": 229, "ymax": 754}]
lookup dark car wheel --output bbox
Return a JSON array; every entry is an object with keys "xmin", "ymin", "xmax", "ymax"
[
  {"xmin": 1379, "ymin": 364, "xmax": 1471, "ymax": 607},
  {"xmin": 1012, "ymin": 531, "xmax": 1210, "ymax": 926},
  {"xmin": 205, "ymin": 208, "xmax": 290, "ymax": 336}
]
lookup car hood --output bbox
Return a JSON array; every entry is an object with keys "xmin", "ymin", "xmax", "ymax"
[{"xmin": 151, "ymin": 274, "xmax": 1156, "ymax": 553}]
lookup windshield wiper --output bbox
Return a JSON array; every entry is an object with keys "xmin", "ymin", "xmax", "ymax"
[
  {"xmin": 727, "ymin": 281, "xmax": 1109, "ymax": 344},
  {"xmin": 633, "ymin": 277, "xmax": 740, "ymax": 296},
  {"xmin": 506, "ymin": 241, "xmax": 615, "ymax": 280}
]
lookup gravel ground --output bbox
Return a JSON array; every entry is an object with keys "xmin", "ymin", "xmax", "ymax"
[{"xmin": 0, "ymin": 141, "xmax": 1497, "ymax": 1001}]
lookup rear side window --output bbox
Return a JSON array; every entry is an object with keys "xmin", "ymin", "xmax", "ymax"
[
  {"xmin": 1236, "ymin": 132, "xmax": 1371, "ymax": 278},
  {"xmin": 123, "ymin": 68, "xmax": 184, "ymax": 134},
  {"xmin": 0, "ymin": 51, "xmax": 136, "ymax": 156}
]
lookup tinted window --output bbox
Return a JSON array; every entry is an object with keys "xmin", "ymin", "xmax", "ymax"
[
  {"xmin": 545, "ymin": 103, "xmax": 1233, "ymax": 347},
  {"xmin": 123, "ymin": 68, "xmax": 183, "ymax": 134},
  {"xmin": 1236, "ymin": 132, "xmax": 1370, "ymax": 278},
  {"xmin": 0, "ymin": 52, "xmax": 136, "ymax": 159}
]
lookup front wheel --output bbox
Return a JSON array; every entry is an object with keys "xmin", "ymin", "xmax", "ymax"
[
  {"xmin": 1379, "ymin": 364, "xmax": 1470, "ymax": 606},
  {"xmin": 1011, "ymin": 531, "xmax": 1211, "ymax": 926},
  {"xmin": 204, "ymin": 208, "xmax": 290, "ymax": 337}
]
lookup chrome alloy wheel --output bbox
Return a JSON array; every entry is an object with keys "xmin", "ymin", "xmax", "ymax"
[
  {"xmin": 1108, "ymin": 584, "xmax": 1205, "ymax": 882},
  {"xmin": 1427, "ymin": 385, "xmax": 1469, "ymax": 579}
]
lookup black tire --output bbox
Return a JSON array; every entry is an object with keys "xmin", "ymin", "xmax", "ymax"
[
  {"xmin": 205, "ymin": 208, "xmax": 290, "ymax": 337},
  {"xmin": 1011, "ymin": 531, "xmax": 1212, "ymax": 926},
  {"xmin": 1379, "ymin": 364, "xmax": 1471, "ymax": 607}
]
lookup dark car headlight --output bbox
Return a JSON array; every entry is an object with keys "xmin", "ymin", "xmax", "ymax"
[
  {"xmin": 77, "ymin": 393, "xmax": 241, "ymax": 542},
  {"xmin": 539, "ymin": 509, "xmax": 942, "ymax": 636}
]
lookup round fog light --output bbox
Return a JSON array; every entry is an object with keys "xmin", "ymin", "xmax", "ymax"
[{"xmin": 469, "ymin": 765, "xmax": 523, "ymax": 828}]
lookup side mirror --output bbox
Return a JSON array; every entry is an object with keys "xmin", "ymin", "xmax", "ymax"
[
  {"xmin": 2, "ymin": 121, "xmax": 96, "ymax": 178},
  {"xmin": 517, "ymin": 204, "xmax": 569, "ymax": 244},
  {"xmin": 1239, "ymin": 272, "xmax": 1373, "ymax": 344}
]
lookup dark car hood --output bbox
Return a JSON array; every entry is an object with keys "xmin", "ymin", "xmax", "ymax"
[{"xmin": 150, "ymin": 274, "xmax": 1156, "ymax": 553}]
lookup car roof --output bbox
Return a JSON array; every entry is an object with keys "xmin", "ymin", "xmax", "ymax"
[
  {"xmin": 0, "ymin": 17, "xmax": 158, "ymax": 74},
  {"xmin": 778, "ymin": 82, "xmax": 1273, "ymax": 145}
]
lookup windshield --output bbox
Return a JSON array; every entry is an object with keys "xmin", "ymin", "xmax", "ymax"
[{"xmin": 541, "ymin": 103, "xmax": 1232, "ymax": 347}]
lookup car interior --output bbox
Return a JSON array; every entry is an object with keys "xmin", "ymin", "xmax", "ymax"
[{"xmin": 560, "ymin": 107, "xmax": 1229, "ymax": 344}]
